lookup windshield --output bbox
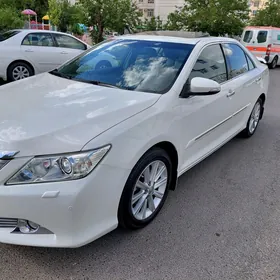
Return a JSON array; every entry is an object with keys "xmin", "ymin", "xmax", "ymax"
[
  {"xmin": 0, "ymin": 30, "xmax": 21, "ymax": 42},
  {"xmin": 55, "ymin": 39, "xmax": 194, "ymax": 94}
]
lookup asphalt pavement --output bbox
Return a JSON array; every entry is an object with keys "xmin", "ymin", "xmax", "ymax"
[{"xmin": 1, "ymin": 69, "xmax": 280, "ymax": 280}]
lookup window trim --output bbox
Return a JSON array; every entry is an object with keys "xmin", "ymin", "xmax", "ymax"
[
  {"xmin": 21, "ymin": 32, "xmax": 56, "ymax": 47},
  {"xmin": 245, "ymin": 53, "xmax": 256, "ymax": 71},
  {"xmin": 52, "ymin": 33, "xmax": 87, "ymax": 51},
  {"xmin": 184, "ymin": 41, "xmax": 256, "ymax": 93},
  {"xmin": 186, "ymin": 42, "xmax": 229, "ymax": 87}
]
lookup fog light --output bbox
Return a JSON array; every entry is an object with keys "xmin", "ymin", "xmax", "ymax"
[{"xmin": 17, "ymin": 219, "xmax": 40, "ymax": 234}]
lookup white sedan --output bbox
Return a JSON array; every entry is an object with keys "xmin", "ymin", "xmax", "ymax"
[
  {"xmin": 0, "ymin": 32, "xmax": 269, "ymax": 248},
  {"xmin": 0, "ymin": 29, "xmax": 91, "ymax": 81}
]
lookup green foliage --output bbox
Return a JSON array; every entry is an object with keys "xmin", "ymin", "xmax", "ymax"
[
  {"xmin": 0, "ymin": 7, "xmax": 24, "ymax": 32},
  {"xmin": 48, "ymin": 0, "xmax": 85, "ymax": 32},
  {"xmin": 143, "ymin": 16, "xmax": 163, "ymax": 31},
  {"xmin": 78, "ymin": 0, "xmax": 142, "ymax": 43},
  {"xmin": 48, "ymin": 0, "xmax": 62, "ymax": 27},
  {"xmin": 251, "ymin": 0, "xmax": 280, "ymax": 27},
  {"xmin": 164, "ymin": 8, "xmax": 186, "ymax": 31},
  {"xmin": 71, "ymin": 24, "xmax": 84, "ymax": 35},
  {"xmin": 0, "ymin": 0, "xmax": 48, "ymax": 18},
  {"xmin": 165, "ymin": 0, "xmax": 249, "ymax": 36},
  {"xmin": 0, "ymin": 0, "xmax": 48, "ymax": 31},
  {"xmin": 144, "ymin": 17, "xmax": 157, "ymax": 31}
]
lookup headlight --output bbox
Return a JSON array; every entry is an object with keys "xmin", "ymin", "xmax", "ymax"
[{"xmin": 6, "ymin": 145, "xmax": 111, "ymax": 185}]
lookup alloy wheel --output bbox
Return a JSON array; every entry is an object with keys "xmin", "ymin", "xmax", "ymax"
[
  {"xmin": 131, "ymin": 160, "xmax": 168, "ymax": 221},
  {"xmin": 249, "ymin": 101, "xmax": 261, "ymax": 134}
]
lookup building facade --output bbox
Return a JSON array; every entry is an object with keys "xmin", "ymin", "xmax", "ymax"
[
  {"xmin": 135, "ymin": 0, "xmax": 185, "ymax": 23},
  {"xmin": 249, "ymin": 0, "xmax": 268, "ymax": 17}
]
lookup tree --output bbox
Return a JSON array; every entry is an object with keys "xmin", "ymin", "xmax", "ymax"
[
  {"xmin": 48, "ymin": 0, "xmax": 62, "ymax": 27},
  {"xmin": 164, "ymin": 7, "xmax": 186, "ymax": 31},
  {"xmin": 0, "ymin": 0, "xmax": 48, "ymax": 18},
  {"xmin": 78, "ymin": 0, "xmax": 142, "ymax": 43},
  {"xmin": 156, "ymin": 16, "xmax": 163, "ymax": 30},
  {"xmin": 251, "ymin": 0, "xmax": 280, "ymax": 27},
  {"xmin": 143, "ymin": 16, "xmax": 164, "ymax": 31},
  {"xmin": 0, "ymin": 7, "xmax": 24, "ymax": 32},
  {"xmin": 48, "ymin": 0, "xmax": 84, "ymax": 32},
  {"xmin": 144, "ymin": 17, "xmax": 157, "ymax": 31},
  {"xmin": 166, "ymin": 0, "xmax": 249, "ymax": 36}
]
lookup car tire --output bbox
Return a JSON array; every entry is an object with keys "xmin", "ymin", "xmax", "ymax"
[
  {"xmin": 7, "ymin": 62, "xmax": 34, "ymax": 82},
  {"xmin": 118, "ymin": 147, "xmax": 172, "ymax": 229},
  {"xmin": 269, "ymin": 56, "xmax": 278, "ymax": 69},
  {"xmin": 95, "ymin": 60, "xmax": 112, "ymax": 70},
  {"xmin": 241, "ymin": 98, "xmax": 263, "ymax": 138}
]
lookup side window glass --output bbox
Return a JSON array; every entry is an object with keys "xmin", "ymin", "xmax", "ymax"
[
  {"xmin": 222, "ymin": 44, "xmax": 249, "ymax": 79},
  {"xmin": 189, "ymin": 44, "xmax": 227, "ymax": 84},
  {"xmin": 54, "ymin": 34, "xmax": 86, "ymax": 50},
  {"xmin": 246, "ymin": 55, "xmax": 255, "ymax": 70},
  {"xmin": 22, "ymin": 33, "xmax": 54, "ymax": 47}
]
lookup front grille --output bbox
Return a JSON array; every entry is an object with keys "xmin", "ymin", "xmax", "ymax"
[
  {"xmin": 0, "ymin": 218, "xmax": 18, "ymax": 228},
  {"xmin": 0, "ymin": 160, "xmax": 10, "ymax": 171}
]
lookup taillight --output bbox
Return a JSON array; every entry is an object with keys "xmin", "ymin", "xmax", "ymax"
[{"xmin": 266, "ymin": 44, "xmax": 271, "ymax": 56}]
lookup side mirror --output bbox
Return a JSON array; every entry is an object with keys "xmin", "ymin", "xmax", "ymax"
[{"xmin": 180, "ymin": 77, "xmax": 221, "ymax": 98}]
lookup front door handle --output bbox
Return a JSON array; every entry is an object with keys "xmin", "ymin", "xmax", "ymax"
[
  {"xmin": 255, "ymin": 77, "xmax": 262, "ymax": 83},
  {"xmin": 227, "ymin": 90, "xmax": 236, "ymax": 98},
  {"xmin": 61, "ymin": 51, "xmax": 68, "ymax": 54},
  {"xmin": 25, "ymin": 49, "xmax": 34, "ymax": 53}
]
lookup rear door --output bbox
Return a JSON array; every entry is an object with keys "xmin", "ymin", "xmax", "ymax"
[
  {"xmin": 221, "ymin": 43, "xmax": 262, "ymax": 129},
  {"xmin": 21, "ymin": 32, "xmax": 61, "ymax": 73},
  {"xmin": 52, "ymin": 33, "xmax": 87, "ymax": 64}
]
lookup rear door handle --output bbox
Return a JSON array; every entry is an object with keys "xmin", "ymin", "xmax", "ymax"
[
  {"xmin": 25, "ymin": 49, "xmax": 34, "ymax": 53},
  {"xmin": 61, "ymin": 51, "xmax": 68, "ymax": 54},
  {"xmin": 227, "ymin": 90, "xmax": 236, "ymax": 98},
  {"xmin": 255, "ymin": 77, "xmax": 261, "ymax": 83}
]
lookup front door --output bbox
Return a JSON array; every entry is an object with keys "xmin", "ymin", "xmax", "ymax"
[
  {"xmin": 176, "ymin": 44, "xmax": 238, "ymax": 173},
  {"xmin": 21, "ymin": 32, "xmax": 61, "ymax": 73}
]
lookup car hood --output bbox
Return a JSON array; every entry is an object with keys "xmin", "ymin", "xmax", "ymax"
[{"xmin": 0, "ymin": 73, "xmax": 160, "ymax": 157}]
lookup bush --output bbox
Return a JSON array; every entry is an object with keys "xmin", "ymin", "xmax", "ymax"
[
  {"xmin": 0, "ymin": 7, "xmax": 24, "ymax": 32},
  {"xmin": 71, "ymin": 24, "xmax": 84, "ymax": 36}
]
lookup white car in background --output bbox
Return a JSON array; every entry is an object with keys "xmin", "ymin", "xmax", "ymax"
[
  {"xmin": 0, "ymin": 32, "xmax": 269, "ymax": 248},
  {"xmin": 0, "ymin": 29, "xmax": 91, "ymax": 81}
]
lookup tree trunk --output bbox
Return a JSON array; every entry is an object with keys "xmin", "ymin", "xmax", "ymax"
[{"xmin": 97, "ymin": 24, "xmax": 104, "ymax": 43}]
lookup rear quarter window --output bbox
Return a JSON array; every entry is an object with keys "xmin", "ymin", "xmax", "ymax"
[{"xmin": 0, "ymin": 30, "xmax": 21, "ymax": 42}]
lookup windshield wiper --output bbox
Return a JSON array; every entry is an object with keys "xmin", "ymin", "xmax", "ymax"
[
  {"xmin": 49, "ymin": 69, "xmax": 72, "ymax": 80},
  {"xmin": 73, "ymin": 78, "xmax": 121, "ymax": 89}
]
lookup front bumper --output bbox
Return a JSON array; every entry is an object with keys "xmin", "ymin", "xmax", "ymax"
[{"xmin": 0, "ymin": 157, "xmax": 130, "ymax": 248}]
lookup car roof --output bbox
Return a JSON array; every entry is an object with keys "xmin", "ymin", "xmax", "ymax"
[
  {"xmin": 119, "ymin": 32, "xmax": 238, "ymax": 45},
  {"xmin": 245, "ymin": 26, "xmax": 280, "ymax": 30},
  {"xmin": 10, "ymin": 29, "xmax": 75, "ymax": 36}
]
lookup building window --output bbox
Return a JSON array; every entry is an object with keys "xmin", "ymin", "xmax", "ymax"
[
  {"xmin": 252, "ymin": 10, "xmax": 257, "ymax": 16},
  {"xmin": 147, "ymin": 9, "xmax": 154, "ymax": 17},
  {"xmin": 148, "ymin": 0, "xmax": 154, "ymax": 3},
  {"xmin": 253, "ymin": 1, "xmax": 260, "ymax": 7},
  {"xmin": 139, "ymin": 0, "xmax": 143, "ymax": 3}
]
